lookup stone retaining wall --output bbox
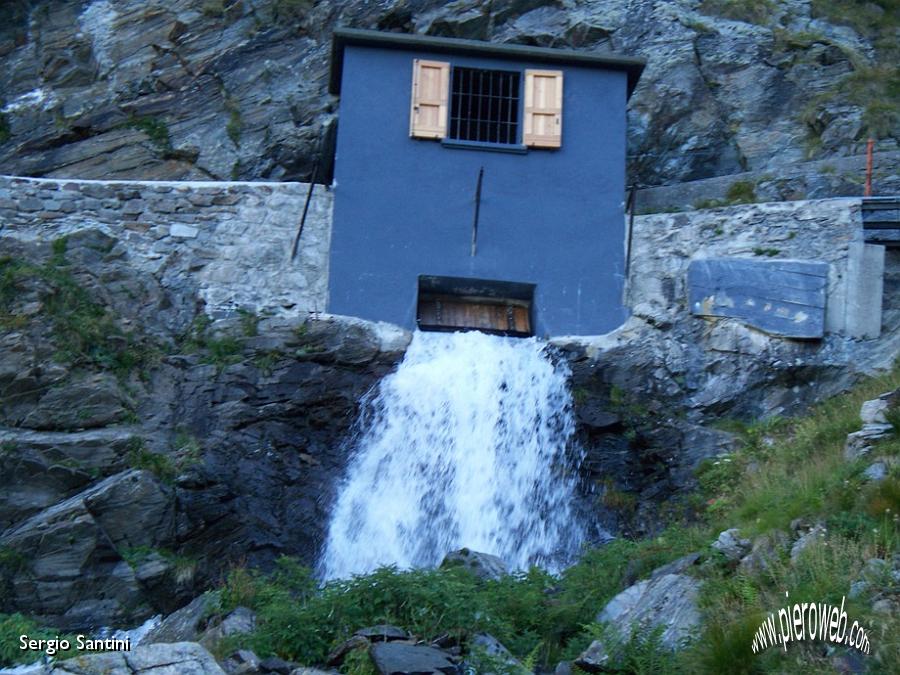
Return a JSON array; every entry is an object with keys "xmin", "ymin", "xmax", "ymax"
[
  {"xmin": 0, "ymin": 175, "xmax": 332, "ymax": 318},
  {"xmin": 0, "ymin": 174, "xmax": 882, "ymax": 339},
  {"xmin": 627, "ymin": 198, "xmax": 877, "ymax": 337}
]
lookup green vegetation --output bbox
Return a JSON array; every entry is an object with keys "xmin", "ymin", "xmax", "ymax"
[
  {"xmin": 126, "ymin": 115, "xmax": 173, "ymax": 155},
  {"xmin": 752, "ymin": 247, "xmax": 780, "ymax": 257},
  {"xmin": 224, "ymin": 95, "xmax": 242, "ymax": 147},
  {"xmin": 0, "ymin": 614, "xmax": 78, "ymax": 667},
  {"xmin": 126, "ymin": 434, "xmax": 202, "ymax": 484},
  {"xmin": 211, "ymin": 363, "xmax": 900, "ymax": 673},
  {"xmin": 179, "ymin": 313, "xmax": 245, "ymax": 370},
  {"xmin": 118, "ymin": 545, "xmax": 197, "ymax": 583},
  {"xmin": 0, "ymin": 240, "xmax": 157, "ymax": 377},
  {"xmin": 273, "ymin": 0, "xmax": 313, "ymax": 23},
  {"xmin": 725, "ymin": 180, "xmax": 757, "ymax": 205},
  {"xmin": 798, "ymin": 1, "xmax": 899, "ymax": 150},
  {"xmin": 698, "ymin": 0, "xmax": 776, "ymax": 25},
  {"xmin": 693, "ymin": 179, "xmax": 760, "ymax": 211},
  {"xmin": 237, "ymin": 307, "xmax": 259, "ymax": 337}
]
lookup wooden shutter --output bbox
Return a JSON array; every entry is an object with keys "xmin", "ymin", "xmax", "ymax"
[
  {"xmin": 523, "ymin": 69, "xmax": 563, "ymax": 148},
  {"xmin": 410, "ymin": 59, "xmax": 450, "ymax": 139}
]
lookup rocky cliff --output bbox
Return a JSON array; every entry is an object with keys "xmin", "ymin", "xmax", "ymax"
[{"xmin": 1, "ymin": 0, "xmax": 897, "ymax": 187}]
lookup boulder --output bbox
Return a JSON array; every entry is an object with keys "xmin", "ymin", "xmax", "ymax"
[
  {"xmin": 200, "ymin": 606, "xmax": 257, "ymax": 649},
  {"xmin": 862, "ymin": 462, "xmax": 888, "ymax": 482},
  {"xmin": 791, "ymin": 525, "xmax": 826, "ymax": 563},
  {"xmin": 354, "ymin": 625, "xmax": 411, "ymax": 642},
  {"xmin": 467, "ymin": 633, "xmax": 521, "ymax": 673},
  {"xmin": 440, "ymin": 549, "xmax": 507, "ymax": 581},
  {"xmin": 49, "ymin": 641, "xmax": 225, "ymax": 674},
  {"xmin": 711, "ymin": 528, "xmax": 751, "ymax": 562},
  {"xmin": 223, "ymin": 649, "xmax": 261, "ymax": 674},
  {"xmin": 326, "ymin": 635, "xmax": 370, "ymax": 668},
  {"xmin": 576, "ymin": 573, "xmax": 700, "ymax": 671},
  {"xmin": 844, "ymin": 424, "xmax": 893, "ymax": 460},
  {"xmin": 369, "ymin": 642, "xmax": 460, "ymax": 675},
  {"xmin": 143, "ymin": 592, "xmax": 221, "ymax": 644},
  {"xmin": 739, "ymin": 531, "xmax": 789, "ymax": 574}
]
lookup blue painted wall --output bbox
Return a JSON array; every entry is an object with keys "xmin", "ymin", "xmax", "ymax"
[{"xmin": 328, "ymin": 44, "xmax": 629, "ymax": 337}]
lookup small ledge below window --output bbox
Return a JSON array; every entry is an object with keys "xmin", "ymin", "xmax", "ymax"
[{"xmin": 440, "ymin": 139, "xmax": 528, "ymax": 154}]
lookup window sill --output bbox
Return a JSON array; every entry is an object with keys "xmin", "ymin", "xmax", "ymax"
[{"xmin": 440, "ymin": 139, "xmax": 528, "ymax": 154}]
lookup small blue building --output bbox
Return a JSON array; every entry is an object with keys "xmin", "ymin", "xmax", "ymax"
[{"xmin": 327, "ymin": 29, "xmax": 644, "ymax": 337}]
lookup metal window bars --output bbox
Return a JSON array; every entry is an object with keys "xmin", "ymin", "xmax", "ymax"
[{"xmin": 449, "ymin": 67, "xmax": 520, "ymax": 145}]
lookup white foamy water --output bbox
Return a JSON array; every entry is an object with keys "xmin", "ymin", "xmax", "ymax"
[{"xmin": 320, "ymin": 330, "xmax": 585, "ymax": 580}]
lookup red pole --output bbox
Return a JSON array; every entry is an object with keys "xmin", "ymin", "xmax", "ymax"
[{"xmin": 865, "ymin": 138, "xmax": 874, "ymax": 197}]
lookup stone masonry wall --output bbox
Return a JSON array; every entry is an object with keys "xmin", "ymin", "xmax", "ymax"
[
  {"xmin": 627, "ymin": 198, "xmax": 864, "ymax": 335},
  {"xmin": 0, "ymin": 175, "xmax": 332, "ymax": 318}
]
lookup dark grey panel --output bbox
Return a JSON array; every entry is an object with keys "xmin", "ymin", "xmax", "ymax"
[{"xmin": 688, "ymin": 258, "xmax": 828, "ymax": 338}]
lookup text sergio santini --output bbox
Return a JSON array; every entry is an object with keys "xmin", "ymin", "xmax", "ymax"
[{"xmin": 19, "ymin": 633, "xmax": 131, "ymax": 656}]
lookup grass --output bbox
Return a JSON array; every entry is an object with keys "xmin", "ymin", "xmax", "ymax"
[
  {"xmin": 126, "ymin": 115, "xmax": 173, "ymax": 155},
  {"xmin": 126, "ymin": 434, "xmax": 202, "ymax": 484},
  {"xmin": 798, "ymin": 1, "xmax": 900, "ymax": 149},
  {"xmin": 0, "ymin": 614, "xmax": 78, "ymax": 667},
  {"xmin": 119, "ymin": 545, "xmax": 197, "ymax": 583},
  {"xmin": 178, "ymin": 313, "xmax": 245, "ymax": 370},
  {"xmin": 0, "ymin": 240, "xmax": 157, "ymax": 378},
  {"xmin": 224, "ymin": 94, "xmax": 242, "ymax": 147}
]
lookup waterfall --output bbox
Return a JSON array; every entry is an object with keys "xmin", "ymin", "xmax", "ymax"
[{"xmin": 320, "ymin": 330, "xmax": 585, "ymax": 580}]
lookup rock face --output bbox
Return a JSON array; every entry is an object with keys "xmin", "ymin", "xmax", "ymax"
[
  {"xmin": 0, "ymin": 0, "xmax": 895, "ymax": 188},
  {"xmin": 0, "ymin": 232, "xmax": 408, "ymax": 629}
]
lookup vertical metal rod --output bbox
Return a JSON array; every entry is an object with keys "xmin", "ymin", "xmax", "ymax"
[
  {"xmin": 471, "ymin": 166, "xmax": 484, "ymax": 257},
  {"xmin": 865, "ymin": 138, "xmax": 874, "ymax": 197},
  {"xmin": 291, "ymin": 159, "xmax": 320, "ymax": 261},
  {"xmin": 624, "ymin": 183, "xmax": 637, "ymax": 279}
]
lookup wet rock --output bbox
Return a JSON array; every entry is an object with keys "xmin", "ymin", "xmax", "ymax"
[
  {"xmin": 440, "ymin": 548, "xmax": 508, "ymax": 581},
  {"xmin": 370, "ymin": 642, "xmax": 460, "ymax": 675}
]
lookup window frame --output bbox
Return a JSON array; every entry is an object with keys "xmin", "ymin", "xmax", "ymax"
[{"xmin": 409, "ymin": 59, "xmax": 563, "ymax": 151}]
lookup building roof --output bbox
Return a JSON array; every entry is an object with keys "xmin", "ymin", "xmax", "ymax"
[{"xmin": 329, "ymin": 28, "xmax": 646, "ymax": 98}]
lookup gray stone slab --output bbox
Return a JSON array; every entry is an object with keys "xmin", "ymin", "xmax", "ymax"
[{"xmin": 688, "ymin": 258, "xmax": 827, "ymax": 338}]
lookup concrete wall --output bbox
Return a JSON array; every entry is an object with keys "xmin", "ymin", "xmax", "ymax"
[
  {"xmin": 627, "ymin": 198, "xmax": 878, "ymax": 338},
  {"xmin": 0, "ymin": 175, "xmax": 332, "ymax": 318},
  {"xmin": 329, "ymin": 44, "xmax": 630, "ymax": 337}
]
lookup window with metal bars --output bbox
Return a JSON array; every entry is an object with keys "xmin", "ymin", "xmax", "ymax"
[{"xmin": 449, "ymin": 67, "xmax": 520, "ymax": 145}]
